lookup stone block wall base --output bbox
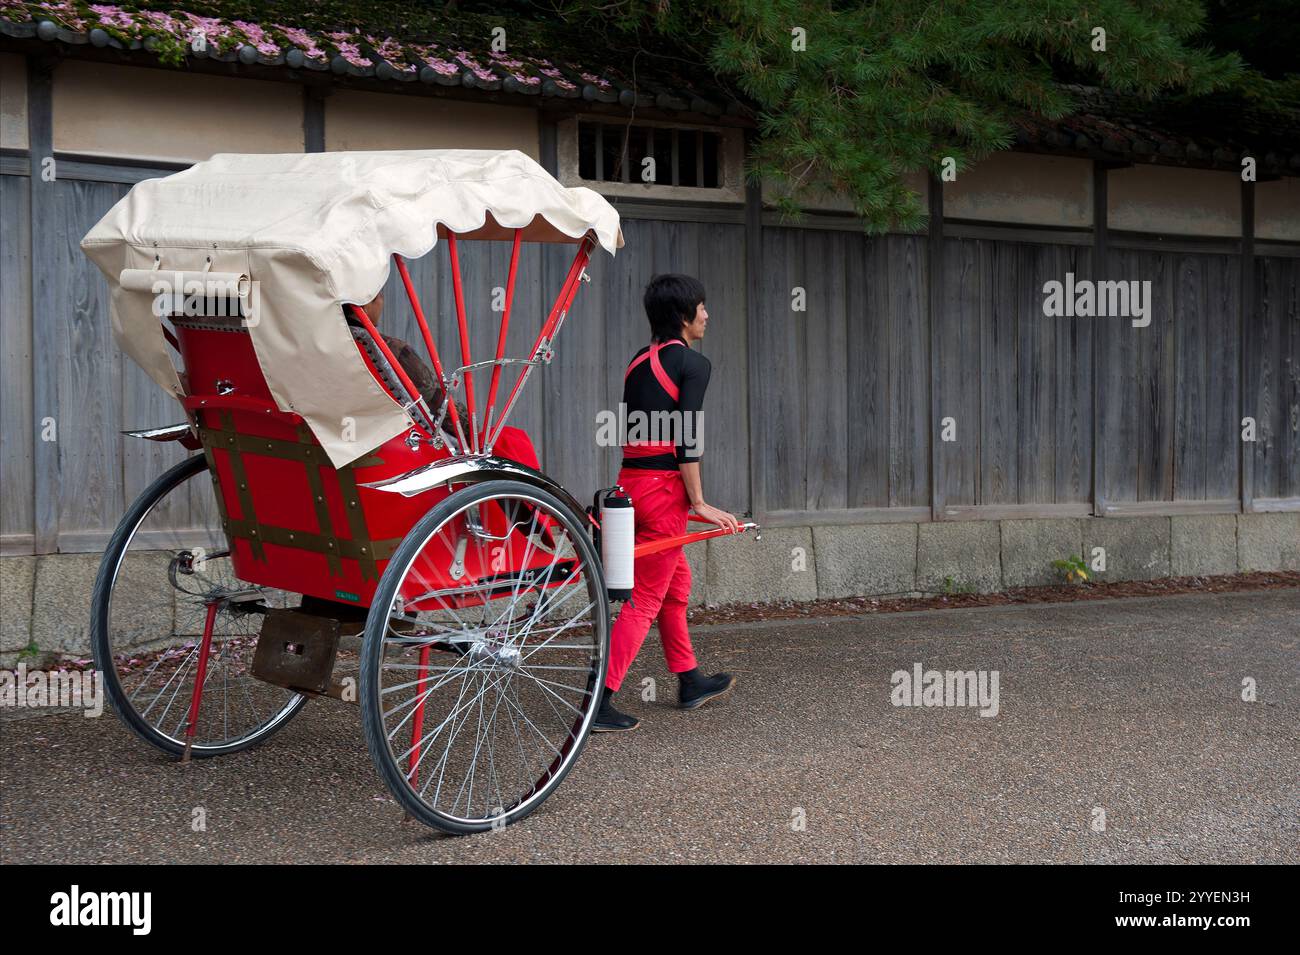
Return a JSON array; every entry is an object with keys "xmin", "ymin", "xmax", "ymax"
[{"xmin": 3, "ymin": 513, "xmax": 1296, "ymax": 663}]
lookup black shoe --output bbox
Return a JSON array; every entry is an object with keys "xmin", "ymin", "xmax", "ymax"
[
  {"xmin": 677, "ymin": 668, "xmax": 736, "ymax": 710},
  {"xmin": 591, "ymin": 688, "xmax": 640, "ymax": 733}
]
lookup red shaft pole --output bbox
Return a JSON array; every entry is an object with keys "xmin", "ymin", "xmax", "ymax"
[{"xmin": 632, "ymin": 524, "xmax": 756, "ymax": 559}]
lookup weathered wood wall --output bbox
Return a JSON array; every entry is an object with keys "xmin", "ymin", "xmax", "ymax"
[
  {"xmin": 1253, "ymin": 255, "xmax": 1300, "ymax": 502},
  {"xmin": 0, "ymin": 173, "xmax": 33, "ymax": 543},
  {"xmin": 1, "ymin": 158, "xmax": 1298, "ymax": 555},
  {"xmin": 1096, "ymin": 248, "xmax": 1244, "ymax": 509},
  {"xmin": 757, "ymin": 228, "xmax": 930, "ymax": 514},
  {"xmin": 935, "ymin": 239, "xmax": 1094, "ymax": 511}
]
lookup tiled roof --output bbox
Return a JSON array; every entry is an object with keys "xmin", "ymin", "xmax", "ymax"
[
  {"xmin": 1014, "ymin": 85, "xmax": 1300, "ymax": 176},
  {"xmin": 0, "ymin": 1, "xmax": 751, "ymax": 122}
]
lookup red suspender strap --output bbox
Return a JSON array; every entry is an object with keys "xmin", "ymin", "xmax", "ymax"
[
  {"xmin": 648, "ymin": 341, "xmax": 682, "ymax": 402},
  {"xmin": 623, "ymin": 339, "xmax": 685, "ymax": 403}
]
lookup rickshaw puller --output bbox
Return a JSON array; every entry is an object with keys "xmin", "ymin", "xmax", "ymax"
[{"xmin": 595, "ymin": 275, "xmax": 740, "ymax": 733}]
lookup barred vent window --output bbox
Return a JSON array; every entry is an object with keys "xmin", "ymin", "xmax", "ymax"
[{"xmin": 577, "ymin": 122, "xmax": 721, "ymax": 189}]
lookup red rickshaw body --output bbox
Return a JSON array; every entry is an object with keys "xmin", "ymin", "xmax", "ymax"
[{"xmin": 176, "ymin": 316, "xmax": 558, "ymax": 610}]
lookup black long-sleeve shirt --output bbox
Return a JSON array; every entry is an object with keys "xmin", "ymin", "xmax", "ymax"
[{"xmin": 621, "ymin": 336, "xmax": 711, "ymax": 471}]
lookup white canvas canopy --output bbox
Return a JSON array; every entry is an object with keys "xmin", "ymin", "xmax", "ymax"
[{"xmin": 81, "ymin": 149, "xmax": 623, "ymax": 467}]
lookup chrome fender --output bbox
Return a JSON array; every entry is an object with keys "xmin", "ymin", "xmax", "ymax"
[
  {"xmin": 359, "ymin": 454, "xmax": 593, "ymax": 527},
  {"xmin": 122, "ymin": 422, "xmax": 202, "ymax": 450}
]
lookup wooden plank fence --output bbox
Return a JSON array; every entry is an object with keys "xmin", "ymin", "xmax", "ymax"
[{"xmin": 1, "ymin": 155, "xmax": 1297, "ymax": 554}]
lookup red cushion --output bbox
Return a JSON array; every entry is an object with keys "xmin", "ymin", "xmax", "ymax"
[{"xmin": 493, "ymin": 425, "xmax": 540, "ymax": 470}]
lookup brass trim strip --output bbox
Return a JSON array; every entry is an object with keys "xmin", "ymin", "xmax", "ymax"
[
  {"xmin": 199, "ymin": 427, "xmax": 383, "ymax": 467},
  {"xmin": 217, "ymin": 411, "xmax": 265, "ymax": 561},
  {"xmin": 299, "ymin": 425, "xmax": 343, "ymax": 575},
  {"xmin": 335, "ymin": 466, "xmax": 380, "ymax": 580},
  {"xmin": 222, "ymin": 517, "xmax": 400, "ymax": 562}
]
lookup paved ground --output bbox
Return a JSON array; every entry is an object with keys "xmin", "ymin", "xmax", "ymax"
[{"xmin": 2, "ymin": 588, "xmax": 1297, "ymax": 864}]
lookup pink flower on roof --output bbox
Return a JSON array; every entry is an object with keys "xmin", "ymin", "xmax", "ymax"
[
  {"xmin": 139, "ymin": 10, "xmax": 178, "ymax": 32},
  {"xmin": 454, "ymin": 51, "xmax": 495, "ymax": 83},
  {"xmin": 184, "ymin": 13, "xmax": 228, "ymax": 43},
  {"xmin": 489, "ymin": 52, "xmax": 542, "ymax": 85},
  {"xmin": 327, "ymin": 31, "xmax": 372, "ymax": 66},
  {"xmin": 4, "ymin": 0, "xmax": 49, "ymax": 18},
  {"xmin": 580, "ymin": 71, "xmax": 612, "ymax": 90},
  {"xmin": 89, "ymin": 4, "xmax": 133, "ymax": 29},
  {"xmin": 366, "ymin": 33, "xmax": 415, "ymax": 71},
  {"xmin": 421, "ymin": 52, "xmax": 460, "ymax": 76},
  {"xmin": 275, "ymin": 24, "xmax": 323, "ymax": 58},
  {"xmin": 536, "ymin": 61, "xmax": 577, "ymax": 91},
  {"xmin": 232, "ymin": 20, "xmax": 281, "ymax": 56},
  {"xmin": 39, "ymin": 0, "xmax": 87, "ymax": 28}
]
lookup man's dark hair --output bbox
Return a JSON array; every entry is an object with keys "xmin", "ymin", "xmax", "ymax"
[{"xmin": 643, "ymin": 274, "xmax": 706, "ymax": 341}]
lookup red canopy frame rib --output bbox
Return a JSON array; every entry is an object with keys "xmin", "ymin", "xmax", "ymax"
[
  {"xmin": 394, "ymin": 253, "xmax": 463, "ymax": 451},
  {"xmin": 484, "ymin": 229, "xmax": 523, "ymax": 448},
  {"xmin": 383, "ymin": 233, "xmax": 594, "ymax": 461},
  {"xmin": 444, "ymin": 233, "xmax": 479, "ymax": 453},
  {"xmin": 484, "ymin": 238, "xmax": 592, "ymax": 454}
]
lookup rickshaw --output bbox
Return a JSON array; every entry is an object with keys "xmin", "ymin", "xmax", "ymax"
[{"xmin": 81, "ymin": 149, "xmax": 753, "ymax": 835}]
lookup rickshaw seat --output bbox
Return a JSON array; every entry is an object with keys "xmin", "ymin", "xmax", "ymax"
[
  {"xmin": 349, "ymin": 325, "xmax": 436, "ymax": 435},
  {"xmin": 351, "ymin": 324, "xmax": 542, "ymax": 470}
]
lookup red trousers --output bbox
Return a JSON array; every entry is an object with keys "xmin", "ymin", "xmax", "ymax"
[{"xmin": 605, "ymin": 467, "xmax": 697, "ymax": 692}]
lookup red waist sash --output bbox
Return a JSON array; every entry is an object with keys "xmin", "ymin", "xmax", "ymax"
[{"xmin": 622, "ymin": 441, "xmax": 676, "ymax": 459}]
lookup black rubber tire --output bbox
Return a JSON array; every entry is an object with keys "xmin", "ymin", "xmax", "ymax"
[
  {"xmin": 360, "ymin": 479, "xmax": 609, "ymax": 835},
  {"xmin": 91, "ymin": 454, "xmax": 307, "ymax": 759}
]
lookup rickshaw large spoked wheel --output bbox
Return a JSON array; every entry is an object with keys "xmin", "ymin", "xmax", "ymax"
[
  {"xmin": 91, "ymin": 455, "xmax": 307, "ymax": 758},
  {"xmin": 361, "ymin": 479, "xmax": 609, "ymax": 834}
]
